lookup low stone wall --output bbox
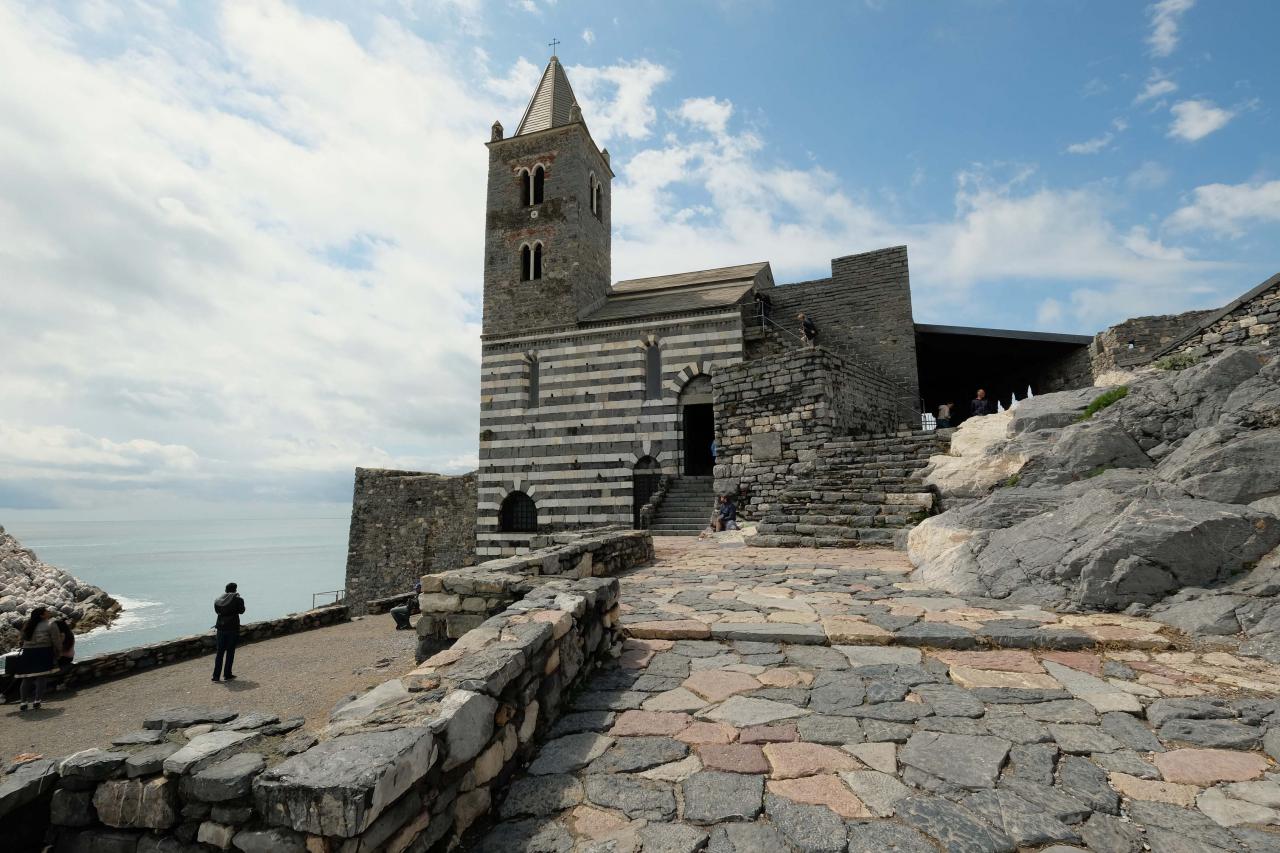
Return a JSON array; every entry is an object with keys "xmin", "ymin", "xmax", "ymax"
[
  {"xmin": 415, "ymin": 527, "xmax": 653, "ymax": 648},
  {"xmin": 9, "ymin": 534, "xmax": 645, "ymax": 853},
  {"xmin": 366, "ymin": 591, "xmax": 415, "ymax": 615},
  {"xmin": 713, "ymin": 347, "xmax": 902, "ymax": 515},
  {"xmin": 1161, "ymin": 274, "xmax": 1279, "ymax": 362},
  {"xmin": 3, "ymin": 606, "xmax": 349, "ymax": 694},
  {"xmin": 1090, "ymin": 309, "xmax": 1213, "ymax": 374}
]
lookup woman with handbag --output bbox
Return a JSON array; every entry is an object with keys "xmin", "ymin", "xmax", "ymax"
[{"xmin": 14, "ymin": 606, "xmax": 62, "ymax": 711}]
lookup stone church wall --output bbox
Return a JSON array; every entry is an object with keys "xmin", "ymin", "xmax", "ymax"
[
  {"xmin": 344, "ymin": 468, "xmax": 477, "ymax": 615},
  {"xmin": 1090, "ymin": 309, "xmax": 1215, "ymax": 375},
  {"xmin": 712, "ymin": 347, "xmax": 900, "ymax": 515},
  {"xmin": 1163, "ymin": 274, "xmax": 1280, "ymax": 361},
  {"xmin": 759, "ymin": 246, "xmax": 921, "ymax": 411},
  {"xmin": 477, "ymin": 311, "xmax": 744, "ymax": 557}
]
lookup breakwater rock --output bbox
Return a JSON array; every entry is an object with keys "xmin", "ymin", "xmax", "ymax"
[
  {"xmin": 0, "ymin": 524, "xmax": 120, "ymax": 652},
  {"xmin": 909, "ymin": 347, "xmax": 1280, "ymax": 657}
]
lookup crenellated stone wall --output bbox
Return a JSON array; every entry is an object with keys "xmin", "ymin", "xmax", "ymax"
[
  {"xmin": 9, "ymin": 529, "xmax": 651, "ymax": 853},
  {"xmin": 712, "ymin": 347, "xmax": 903, "ymax": 516},
  {"xmin": 1091, "ymin": 309, "xmax": 1215, "ymax": 375},
  {"xmin": 344, "ymin": 468, "xmax": 477, "ymax": 615}
]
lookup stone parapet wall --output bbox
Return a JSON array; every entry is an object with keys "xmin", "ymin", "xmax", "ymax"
[
  {"xmin": 1091, "ymin": 309, "xmax": 1214, "ymax": 374},
  {"xmin": 1163, "ymin": 275, "xmax": 1280, "ymax": 362},
  {"xmin": 344, "ymin": 467, "xmax": 477, "ymax": 615},
  {"xmin": 712, "ymin": 347, "xmax": 902, "ymax": 516},
  {"xmin": 11, "ymin": 534, "xmax": 643, "ymax": 853},
  {"xmin": 416, "ymin": 527, "xmax": 653, "ymax": 647},
  {"xmin": 3, "ymin": 606, "xmax": 348, "ymax": 694}
]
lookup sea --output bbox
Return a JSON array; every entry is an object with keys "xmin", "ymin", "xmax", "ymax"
[{"xmin": 1, "ymin": 509, "xmax": 351, "ymax": 656}]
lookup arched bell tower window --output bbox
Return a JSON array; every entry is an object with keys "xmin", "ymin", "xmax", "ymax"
[
  {"xmin": 532, "ymin": 165, "xmax": 545, "ymax": 205},
  {"xmin": 532, "ymin": 243, "xmax": 543, "ymax": 280},
  {"xmin": 644, "ymin": 341, "xmax": 662, "ymax": 400},
  {"xmin": 520, "ymin": 169, "xmax": 531, "ymax": 207},
  {"xmin": 589, "ymin": 173, "xmax": 601, "ymax": 219},
  {"xmin": 499, "ymin": 491, "xmax": 537, "ymax": 533},
  {"xmin": 520, "ymin": 243, "xmax": 543, "ymax": 282}
]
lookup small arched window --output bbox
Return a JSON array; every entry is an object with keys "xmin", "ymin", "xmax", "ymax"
[
  {"xmin": 527, "ymin": 355, "xmax": 539, "ymax": 407},
  {"xmin": 644, "ymin": 342, "xmax": 662, "ymax": 400},
  {"xmin": 520, "ymin": 169, "xmax": 531, "ymax": 207},
  {"xmin": 593, "ymin": 181, "xmax": 602, "ymax": 220},
  {"xmin": 520, "ymin": 244, "xmax": 532, "ymax": 281},
  {"xmin": 532, "ymin": 165, "xmax": 545, "ymax": 205},
  {"xmin": 500, "ymin": 491, "xmax": 538, "ymax": 533},
  {"xmin": 532, "ymin": 243, "xmax": 543, "ymax": 280}
]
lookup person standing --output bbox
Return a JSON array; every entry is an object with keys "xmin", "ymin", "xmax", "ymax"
[
  {"xmin": 15, "ymin": 606, "xmax": 62, "ymax": 711},
  {"xmin": 936, "ymin": 402, "xmax": 953, "ymax": 429},
  {"xmin": 970, "ymin": 389, "xmax": 990, "ymax": 417},
  {"xmin": 797, "ymin": 313, "xmax": 818, "ymax": 348},
  {"xmin": 212, "ymin": 582, "xmax": 245, "ymax": 683},
  {"xmin": 55, "ymin": 618, "xmax": 76, "ymax": 674}
]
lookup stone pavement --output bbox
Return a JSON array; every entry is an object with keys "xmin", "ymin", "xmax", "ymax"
[{"xmin": 477, "ymin": 537, "xmax": 1280, "ymax": 852}]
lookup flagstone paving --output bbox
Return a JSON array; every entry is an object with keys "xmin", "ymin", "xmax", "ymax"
[{"xmin": 478, "ymin": 538, "xmax": 1280, "ymax": 852}]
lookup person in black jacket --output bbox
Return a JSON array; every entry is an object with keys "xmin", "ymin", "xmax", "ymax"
[
  {"xmin": 970, "ymin": 389, "xmax": 990, "ymax": 417},
  {"xmin": 212, "ymin": 582, "xmax": 245, "ymax": 682}
]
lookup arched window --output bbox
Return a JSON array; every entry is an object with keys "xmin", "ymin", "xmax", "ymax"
[
  {"xmin": 500, "ymin": 491, "xmax": 537, "ymax": 533},
  {"xmin": 520, "ymin": 244, "xmax": 532, "ymax": 281},
  {"xmin": 532, "ymin": 165, "xmax": 545, "ymax": 204},
  {"xmin": 589, "ymin": 174, "xmax": 598, "ymax": 216},
  {"xmin": 593, "ymin": 181, "xmax": 602, "ymax": 220},
  {"xmin": 532, "ymin": 243, "xmax": 543, "ymax": 280},
  {"xmin": 520, "ymin": 169, "xmax": 531, "ymax": 207},
  {"xmin": 527, "ymin": 355, "xmax": 539, "ymax": 407},
  {"xmin": 644, "ymin": 342, "xmax": 662, "ymax": 400}
]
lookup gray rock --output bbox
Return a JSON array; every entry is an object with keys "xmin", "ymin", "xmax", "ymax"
[
  {"xmin": 1091, "ymin": 749, "xmax": 1160, "ymax": 779},
  {"xmin": 50, "ymin": 787, "xmax": 96, "ymax": 827},
  {"xmin": 1057, "ymin": 754, "xmax": 1119, "ymax": 814},
  {"xmin": 0, "ymin": 757, "xmax": 58, "ymax": 818},
  {"xmin": 1232, "ymin": 827, "xmax": 1280, "ymax": 853},
  {"xmin": 1157, "ymin": 426, "xmax": 1280, "ymax": 505},
  {"xmin": 899, "ymin": 732, "xmax": 1011, "ymax": 790},
  {"xmin": 845, "ymin": 702, "xmax": 932, "ymax": 722},
  {"xmin": 124, "ymin": 743, "xmax": 181, "ymax": 778},
  {"xmin": 1003, "ymin": 743, "xmax": 1057, "ymax": 786},
  {"xmin": 844, "ymin": 821, "xmax": 936, "ymax": 852},
  {"xmin": 93, "ymin": 777, "xmax": 178, "ymax": 829},
  {"xmin": 637, "ymin": 823, "xmax": 709, "ymax": 853},
  {"xmin": 231, "ymin": 827, "xmax": 306, "ymax": 853},
  {"xmin": 784, "ymin": 646, "xmax": 850, "ymax": 669},
  {"xmin": 180, "ymin": 753, "xmax": 265, "ymax": 802},
  {"xmin": 806, "ymin": 672, "xmax": 867, "ymax": 715},
  {"xmin": 1023, "ymin": 699, "xmax": 1100, "ymax": 724},
  {"xmin": 1159, "ymin": 718, "xmax": 1263, "ymax": 749},
  {"xmin": 438, "ymin": 689, "xmax": 497, "ymax": 770},
  {"xmin": 984, "ymin": 714, "xmax": 1052, "ymax": 744},
  {"xmin": 859, "ymin": 719, "xmax": 914, "ymax": 743},
  {"xmin": 253, "ymin": 726, "xmax": 434, "ymax": 836},
  {"xmin": 258, "ymin": 717, "xmax": 304, "ymax": 737},
  {"xmin": 1153, "ymin": 594, "xmax": 1246, "ymax": 635},
  {"xmin": 893, "ymin": 621, "xmax": 980, "ymax": 649},
  {"xmin": 586, "ymin": 736, "xmax": 686, "ymax": 774},
  {"xmin": 896, "ymin": 794, "xmax": 1015, "ymax": 852},
  {"xmin": 50, "ymin": 829, "xmax": 144, "ymax": 853},
  {"xmin": 914, "ymin": 683, "xmax": 985, "ymax": 718},
  {"xmin": 163, "ymin": 731, "xmax": 260, "ymax": 775},
  {"xmin": 60, "ymin": 748, "xmax": 128, "ymax": 781},
  {"xmin": 1099, "ymin": 711, "xmax": 1164, "ymax": 752},
  {"xmin": 278, "ymin": 733, "xmax": 316, "ymax": 757},
  {"xmin": 840, "ymin": 770, "xmax": 912, "ymax": 817},
  {"xmin": 965, "ymin": 789, "xmax": 1082, "ymax": 847},
  {"xmin": 1147, "ymin": 697, "xmax": 1234, "ymax": 727},
  {"xmin": 1009, "ymin": 388, "xmax": 1097, "ymax": 433},
  {"xmin": 220, "ymin": 712, "xmax": 280, "ymax": 731},
  {"xmin": 584, "ymin": 774, "xmax": 676, "ymax": 820},
  {"xmin": 549, "ymin": 710, "xmax": 615, "ymax": 736},
  {"xmin": 681, "ymin": 771, "xmax": 763, "ymax": 824},
  {"xmin": 1080, "ymin": 813, "xmax": 1143, "ymax": 853},
  {"xmin": 499, "ymin": 774, "xmax": 583, "ymax": 818},
  {"xmin": 1048, "ymin": 724, "xmax": 1122, "ymax": 754},
  {"xmin": 1128, "ymin": 801, "xmax": 1243, "ymax": 852},
  {"xmin": 1266, "ymin": 728, "xmax": 1280, "ymax": 762},
  {"xmin": 573, "ymin": 690, "xmax": 647, "ymax": 711},
  {"xmin": 529, "ymin": 732, "xmax": 614, "ymax": 775},
  {"xmin": 763, "ymin": 794, "xmax": 845, "ymax": 852},
  {"xmin": 706, "ymin": 822, "xmax": 788, "ymax": 852},
  {"xmin": 143, "ymin": 706, "xmax": 238, "ymax": 731},
  {"xmin": 710, "ymin": 622, "xmax": 826, "ymax": 644},
  {"xmin": 474, "ymin": 818, "xmax": 572, "ymax": 853}
]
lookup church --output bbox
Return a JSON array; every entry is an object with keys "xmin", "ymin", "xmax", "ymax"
[{"xmin": 476, "ymin": 56, "xmax": 1094, "ymax": 557}]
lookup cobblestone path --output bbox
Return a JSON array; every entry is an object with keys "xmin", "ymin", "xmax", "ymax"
[{"xmin": 478, "ymin": 538, "xmax": 1280, "ymax": 852}]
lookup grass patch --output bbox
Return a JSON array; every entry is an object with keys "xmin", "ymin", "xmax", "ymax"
[
  {"xmin": 1084, "ymin": 465, "xmax": 1112, "ymax": 479},
  {"xmin": 1003, "ymin": 474, "xmax": 1021, "ymax": 488},
  {"xmin": 1078, "ymin": 385, "xmax": 1129, "ymax": 421},
  {"xmin": 1153, "ymin": 352, "xmax": 1200, "ymax": 371}
]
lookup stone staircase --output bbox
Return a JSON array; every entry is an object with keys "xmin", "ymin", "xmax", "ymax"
[
  {"xmin": 752, "ymin": 429, "xmax": 952, "ymax": 548},
  {"xmin": 649, "ymin": 476, "xmax": 715, "ymax": 536}
]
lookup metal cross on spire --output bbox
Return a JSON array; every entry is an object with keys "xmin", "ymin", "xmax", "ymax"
[{"xmin": 548, "ymin": 38, "xmax": 560, "ymax": 57}]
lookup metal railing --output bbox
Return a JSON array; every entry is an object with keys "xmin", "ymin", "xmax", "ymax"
[{"xmin": 312, "ymin": 589, "xmax": 346, "ymax": 609}]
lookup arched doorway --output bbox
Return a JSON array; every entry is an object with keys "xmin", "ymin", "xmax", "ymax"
[
  {"xmin": 499, "ymin": 491, "xmax": 538, "ymax": 533},
  {"xmin": 679, "ymin": 375, "xmax": 715, "ymax": 476},
  {"xmin": 633, "ymin": 456, "xmax": 661, "ymax": 528}
]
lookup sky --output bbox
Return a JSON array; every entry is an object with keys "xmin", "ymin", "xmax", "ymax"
[{"xmin": 1, "ymin": 0, "xmax": 1278, "ymax": 514}]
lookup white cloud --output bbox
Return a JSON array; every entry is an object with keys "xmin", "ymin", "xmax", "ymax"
[
  {"xmin": 1147, "ymin": 0, "xmax": 1195, "ymax": 58},
  {"xmin": 1168, "ymin": 98, "xmax": 1235, "ymax": 141},
  {"xmin": 676, "ymin": 96, "xmax": 733, "ymax": 136},
  {"xmin": 1166, "ymin": 180, "xmax": 1280, "ymax": 236},
  {"xmin": 1064, "ymin": 118, "xmax": 1126, "ymax": 155},
  {"xmin": 1134, "ymin": 70, "xmax": 1178, "ymax": 104},
  {"xmin": 570, "ymin": 60, "xmax": 672, "ymax": 142},
  {"xmin": 1081, "ymin": 77, "xmax": 1109, "ymax": 98},
  {"xmin": 1126, "ymin": 160, "xmax": 1171, "ymax": 190},
  {"xmin": 581, "ymin": 28, "xmax": 594, "ymax": 45},
  {"xmin": 1036, "ymin": 299, "xmax": 1064, "ymax": 328}
]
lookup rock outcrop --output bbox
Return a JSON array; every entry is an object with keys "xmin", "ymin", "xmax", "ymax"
[
  {"xmin": 0, "ymin": 524, "xmax": 120, "ymax": 652},
  {"xmin": 909, "ymin": 348, "xmax": 1280, "ymax": 657}
]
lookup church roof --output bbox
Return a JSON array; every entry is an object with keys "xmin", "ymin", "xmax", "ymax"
[
  {"xmin": 611, "ymin": 262, "xmax": 771, "ymax": 295},
  {"xmin": 516, "ymin": 57, "xmax": 580, "ymax": 136},
  {"xmin": 582, "ymin": 281, "xmax": 757, "ymax": 323}
]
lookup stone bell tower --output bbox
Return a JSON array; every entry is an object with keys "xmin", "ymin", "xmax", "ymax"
[{"xmin": 482, "ymin": 56, "xmax": 613, "ymax": 338}]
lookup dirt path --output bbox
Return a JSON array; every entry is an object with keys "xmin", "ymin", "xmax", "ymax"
[{"xmin": 0, "ymin": 613, "xmax": 416, "ymax": 763}]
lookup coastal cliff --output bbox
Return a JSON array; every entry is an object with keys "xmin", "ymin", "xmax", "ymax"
[{"xmin": 0, "ymin": 524, "xmax": 120, "ymax": 652}]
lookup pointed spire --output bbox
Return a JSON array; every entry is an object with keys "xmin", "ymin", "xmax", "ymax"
[{"xmin": 516, "ymin": 56, "xmax": 582, "ymax": 136}]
